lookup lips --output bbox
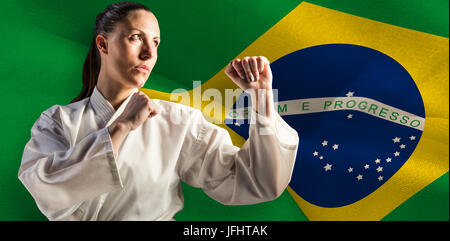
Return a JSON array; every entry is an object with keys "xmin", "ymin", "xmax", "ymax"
[{"xmin": 136, "ymin": 64, "xmax": 150, "ymax": 73}]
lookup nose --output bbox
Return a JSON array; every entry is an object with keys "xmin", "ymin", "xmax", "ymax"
[{"xmin": 139, "ymin": 40, "xmax": 155, "ymax": 60}]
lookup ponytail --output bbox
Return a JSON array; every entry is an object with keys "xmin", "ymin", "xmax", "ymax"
[
  {"xmin": 71, "ymin": 38, "xmax": 100, "ymax": 103},
  {"xmin": 70, "ymin": 1, "xmax": 152, "ymax": 103}
]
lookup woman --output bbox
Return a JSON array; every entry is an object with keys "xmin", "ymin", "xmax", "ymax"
[{"xmin": 18, "ymin": 1, "xmax": 299, "ymax": 221}]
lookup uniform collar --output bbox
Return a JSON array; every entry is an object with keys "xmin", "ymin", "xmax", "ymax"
[{"xmin": 90, "ymin": 86, "xmax": 138, "ymax": 126}]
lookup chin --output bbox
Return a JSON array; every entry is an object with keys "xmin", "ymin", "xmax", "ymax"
[
  {"xmin": 133, "ymin": 76, "xmax": 148, "ymax": 88},
  {"xmin": 126, "ymin": 69, "xmax": 149, "ymax": 88},
  {"xmin": 125, "ymin": 75, "xmax": 147, "ymax": 89}
]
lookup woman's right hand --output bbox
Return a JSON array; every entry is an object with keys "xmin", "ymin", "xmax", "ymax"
[
  {"xmin": 107, "ymin": 91, "xmax": 158, "ymax": 157},
  {"xmin": 114, "ymin": 91, "xmax": 159, "ymax": 131}
]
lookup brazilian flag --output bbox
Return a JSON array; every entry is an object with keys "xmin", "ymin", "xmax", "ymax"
[{"xmin": 0, "ymin": 0, "xmax": 447, "ymax": 221}]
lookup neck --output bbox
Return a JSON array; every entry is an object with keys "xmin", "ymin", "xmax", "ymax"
[{"xmin": 96, "ymin": 71, "xmax": 137, "ymax": 111}]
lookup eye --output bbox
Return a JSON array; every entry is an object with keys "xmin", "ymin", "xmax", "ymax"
[
  {"xmin": 130, "ymin": 34, "xmax": 141, "ymax": 41},
  {"xmin": 153, "ymin": 40, "xmax": 160, "ymax": 47}
]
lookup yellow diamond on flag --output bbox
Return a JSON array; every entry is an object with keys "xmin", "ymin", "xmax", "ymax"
[{"xmin": 141, "ymin": 2, "xmax": 448, "ymax": 220}]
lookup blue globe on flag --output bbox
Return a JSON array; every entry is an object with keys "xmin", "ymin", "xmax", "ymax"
[{"xmin": 225, "ymin": 44, "xmax": 425, "ymax": 208}]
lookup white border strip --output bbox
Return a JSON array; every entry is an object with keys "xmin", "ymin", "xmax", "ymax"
[{"xmin": 227, "ymin": 97, "xmax": 425, "ymax": 131}]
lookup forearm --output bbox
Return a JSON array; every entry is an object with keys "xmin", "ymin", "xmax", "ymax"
[
  {"xmin": 249, "ymin": 88, "xmax": 275, "ymax": 118},
  {"xmin": 19, "ymin": 124, "xmax": 123, "ymax": 216},
  {"xmin": 108, "ymin": 121, "xmax": 131, "ymax": 158}
]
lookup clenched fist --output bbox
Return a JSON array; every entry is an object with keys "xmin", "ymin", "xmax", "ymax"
[
  {"xmin": 107, "ymin": 91, "xmax": 158, "ymax": 157},
  {"xmin": 115, "ymin": 91, "xmax": 159, "ymax": 131},
  {"xmin": 225, "ymin": 56, "xmax": 272, "ymax": 92},
  {"xmin": 225, "ymin": 56, "xmax": 274, "ymax": 117}
]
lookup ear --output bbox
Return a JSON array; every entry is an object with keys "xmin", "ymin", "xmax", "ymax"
[{"xmin": 95, "ymin": 34, "xmax": 108, "ymax": 54}]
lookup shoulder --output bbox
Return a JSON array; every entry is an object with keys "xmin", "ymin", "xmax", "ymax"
[
  {"xmin": 152, "ymin": 99, "xmax": 203, "ymax": 121},
  {"xmin": 152, "ymin": 99, "xmax": 226, "ymax": 135},
  {"xmin": 37, "ymin": 97, "xmax": 90, "ymax": 128}
]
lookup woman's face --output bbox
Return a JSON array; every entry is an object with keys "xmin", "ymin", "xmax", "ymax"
[{"xmin": 98, "ymin": 10, "xmax": 160, "ymax": 89}]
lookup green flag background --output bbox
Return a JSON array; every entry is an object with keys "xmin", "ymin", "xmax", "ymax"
[{"xmin": 0, "ymin": 0, "xmax": 447, "ymax": 221}]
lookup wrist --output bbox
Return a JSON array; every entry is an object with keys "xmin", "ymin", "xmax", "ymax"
[
  {"xmin": 109, "ymin": 120, "xmax": 132, "ymax": 134},
  {"xmin": 249, "ymin": 88, "xmax": 274, "ymax": 118}
]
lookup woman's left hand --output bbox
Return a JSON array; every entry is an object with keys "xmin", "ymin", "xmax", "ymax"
[
  {"xmin": 225, "ymin": 56, "xmax": 274, "ymax": 117},
  {"xmin": 225, "ymin": 56, "xmax": 272, "ymax": 92}
]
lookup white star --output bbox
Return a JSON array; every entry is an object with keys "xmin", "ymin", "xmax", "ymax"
[
  {"xmin": 386, "ymin": 157, "xmax": 392, "ymax": 163},
  {"xmin": 378, "ymin": 176, "xmax": 384, "ymax": 181},
  {"xmin": 400, "ymin": 144, "xmax": 406, "ymax": 149},
  {"xmin": 324, "ymin": 163, "xmax": 332, "ymax": 171},
  {"xmin": 321, "ymin": 140, "xmax": 328, "ymax": 146},
  {"xmin": 346, "ymin": 91, "xmax": 354, "ymax": 97},
  {"xmin": 375, "ymin": 158, "xmax": 381, "ymax": 164},
  {"xmin": 393, "ymin": 137, "xmax": 401, "ymax": 143},
  {"xmin": 319, "ymin": 156, "xmax": 324, "ymax": 160},
  {"xmin": 234, "ymin": 122, "xmax": 241, "ymax": 126},
  {"xmin": 364, "ymin": 164, "xmax": 370, "ymax": 169},
  {"xmin": 313, "ymin": 151, "xmax": 318, "ymax": 156},
  {"xmin": 376, "ymin": 166, "xmax": 383, "ymax": 172},
  {"xmin": 410, "ymin": 136, "xmax": 416, "ymax": 141},
  {"xmin": 347, "ymin": 114, "xmax": 353, "ymax": 119},
  {"xmin": 332, "ymin": 144, "xmax": 339, "ymax": 150},
  {"xmin": 356, "ymin": 174, "xmax": 363, "ymax": 181},
  {"xmin": 394, "ymin": 151, "xmax": 400, "ymax": 157},
  {"xmin": 348, "ymin": 167, "xmax": 353, "ymax": 173}
]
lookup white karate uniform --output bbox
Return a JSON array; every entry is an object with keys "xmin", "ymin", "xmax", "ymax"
[{"xmin": 18, "ymin": 86, "xmax": 299, "ymax": 221}]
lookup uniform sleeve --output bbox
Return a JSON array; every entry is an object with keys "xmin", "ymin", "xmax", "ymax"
[
  {"xmin": 18, "ymin": 112, "xmax": 123, "ymax": 220},
  {"xmin": 178, "ymin": 108, "xmax": 299, "ymax": 205}
]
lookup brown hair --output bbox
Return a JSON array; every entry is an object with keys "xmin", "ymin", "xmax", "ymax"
[{"xmin": 71, "ymin": 1, "xmax": 152, "ymax": 103}]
